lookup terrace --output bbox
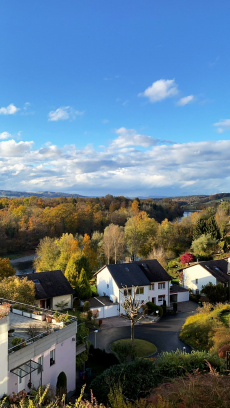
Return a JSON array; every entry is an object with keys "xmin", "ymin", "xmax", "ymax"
[{"xmin": 0, "ymin": 298, "xmax": 77, "ymax": 354}]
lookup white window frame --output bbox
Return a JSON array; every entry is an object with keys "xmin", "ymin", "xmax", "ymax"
[
  {"xmin": 136, "ymin": 287, "xmax": 144, "ymax": 295},
  {"xmin": 124, "ymin": 288, "xmax": 132, "ymax": 296},
  {"xmin": 158, "ymin": 295, "xmax": 165, "ymax": 303},
  {"xmin": 158, "ymin": 282, "xmax": 165, "ymax": 290},
  {"xmin": 195, "ymin": 278, "xmax": 198, "ymax": 284},
  {"xmin": 149, "ymin": 284, "xmax": 154, "ymax": 290}
]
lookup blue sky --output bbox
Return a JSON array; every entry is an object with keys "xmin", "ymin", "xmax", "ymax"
[{"xmin": 0, "ymin": 1, "xmax": 230, "ymax": 197}]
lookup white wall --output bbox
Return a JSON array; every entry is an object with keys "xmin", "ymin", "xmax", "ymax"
[
  {"xmin": 183, "ymin": 264, "xmax": 216, "ymax": 293},
  {"xmin": 147, "ymin": 281, "xmax": 169, "ymax": 306},
  {"xmin": 8, "ymin": 321, "xmax": 77, "ymax": 395},
  {"xmin": 90, "ymin": 304, "xmax": 119, "ymax": 319},
  {"xmin": 52, "ymin": 294, "xmax": 73, "ymax": 310},
  {"xmin": 0, "ymin": 316, "xmax": 9, "ymax": 398},
  {"xmin": 177, "ymin": 291, "xmax": 189, "ymax": 302},
  {"xmin": 96, "ymin": 267, "xmax": 120, "ymax": 301}
]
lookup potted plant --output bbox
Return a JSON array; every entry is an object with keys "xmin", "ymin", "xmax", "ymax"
[
  {"xmin": 53, "ymin": 311, "xmax": 60, "ymax": 324},
  {"xmin": 12, "ymin": 304, "xmax": 23, "ymax": 315},
  {"xmin": 22, "ymin": 308, "xmax": 32, "ymax": 318},
  {"xmin": 46, "ymin": 314, "xmax": 52, "ymax": 323},
  {"xmin": 32, "ymin": 310, "xmax": 46, "ymax": 321}
]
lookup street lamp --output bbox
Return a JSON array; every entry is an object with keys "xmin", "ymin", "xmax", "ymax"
[
  {"xmin": 94, "ymin": 329, "xmax": 98, "ymax": 348},
  {"xmin": 156, "ymin": 310, "xmax": 159, "ymax": 317},
  {"xmin": 183, "ymin": 346, "xmax": 186, "ymax": 353}
]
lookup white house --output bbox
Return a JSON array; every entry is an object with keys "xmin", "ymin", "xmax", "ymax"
[
  {"xmin": 183, "ymin": 258, "xmax": 230, "ymax": 293},
  {"xmin": 0, "ymin": 299, "xmax": 83, "ymax": 398},
  {"xmin": 95, "ymin": 260, "xmax": 189, "ymax": 316}
]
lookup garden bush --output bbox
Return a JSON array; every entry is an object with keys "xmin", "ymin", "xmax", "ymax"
[{"xmin": 91, "ymin": 358, "xmax": 155, "ymax": 405}]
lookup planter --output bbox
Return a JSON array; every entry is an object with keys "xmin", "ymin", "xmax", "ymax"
[
  {"xmin": 32, "ymin": 314, "xmax": 46, "ymax": 321},
  {"xmin": 23, "ymin": 311, "xmax": 31, "ymax": 318},
  {"xmin": 46, "ymin": 316, "xmax": 52, "ymax": 323},
  {"xmin": 12, "ymin": 308, "xmax": 23, "ymax": 315}
]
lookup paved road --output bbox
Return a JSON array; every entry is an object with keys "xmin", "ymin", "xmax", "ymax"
[{"xmin": 89, "ymin": 312, "xmax": 193, "ymax": 354}]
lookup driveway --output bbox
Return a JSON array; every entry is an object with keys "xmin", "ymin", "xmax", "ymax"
[{"xmin": 89, "ymin": 309, "xmax": 195, "ymax": 354}]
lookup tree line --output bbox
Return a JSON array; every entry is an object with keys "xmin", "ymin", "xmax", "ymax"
[{"xmin": 0, "ymin": 195, "xmax": 182, "ymax": 255}]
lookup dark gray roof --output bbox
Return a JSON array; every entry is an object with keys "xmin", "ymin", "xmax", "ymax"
[
  {"xmin": 135, "ymin": 260, "xmax": 171, "ymax": 283},
  {"xmin": 88, "ymin": 296, "xmax": 119, "ymax": 308},
  {"xmin": 105, "ymin": 260, "xmax": 171, "ymax": 289},
  {"xmin": 170, "ymin": 284, "xmax": 189, "ymax": 293},
  {"xmin": 199, "ymin": 259, "xmax": 230, "ymax": 283},
  {"xmin": 17, "ymin": 270, "xmax": 74, "ymax": 300}
]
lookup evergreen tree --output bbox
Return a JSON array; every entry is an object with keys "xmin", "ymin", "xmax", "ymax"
[
  {"xmin": 65, "ymin": 254, "xmax": 79, "ymax": 286},
  {"xmin": 206, "ymin": 216, "xmax": 220, "ymax": 240},
  {"xmin": 193, "ymin": 218, "xmax": 207, "ymax": 240},
  {"xmin": 75, "ymin": 255, "xmax": 91, "ymax": 280},
  {"xmin": 75, "ymin": 268, "xmax": 92, "ymax": 300}
]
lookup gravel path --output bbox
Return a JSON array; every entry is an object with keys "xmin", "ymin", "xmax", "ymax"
[{"xmin": 10, "ymin": 254, "xmax": 37, "ymax": 264}]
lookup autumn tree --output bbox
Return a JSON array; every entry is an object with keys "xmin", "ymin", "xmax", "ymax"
[
  {"xmin": 0, "ymin": 276, "xmax": 35, "ymax": 304},
  {"xmin": 34, "ymin": 236, "xmax": 60, "ymax": 272},
  {"xmin": 0, "ymin": 258, "xmax": 16, "ymax": 280},
  {"xmin": 103, "ymin": 224, "xmax": 125, "ymax": 264},
  {"xmin": 125, "ymin": 212, "xmax": 158, "ymax": 260},
  {"xmin": 121, "ymin": 286, "xmax": 148, "ymax": 345},
  {"xmin": 180, "ymin": 252, "xmax": 196, "ymax": 265},
  {"xmin": 191, "ymin": 233, "xmax": 218, "ymax": 256},
  {"xmin": 82, "ymin": 234, "xmax": 97, "ymax": 271}
]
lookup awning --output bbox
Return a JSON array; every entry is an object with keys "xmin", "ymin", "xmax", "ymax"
[{"xmin": 10, "ymin": 359, "xmax": 42, "ymax": 379}]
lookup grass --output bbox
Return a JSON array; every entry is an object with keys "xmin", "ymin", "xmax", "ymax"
[{"xmin": 110, "ymin": 338, "xmax": 157, "ymax": 357}]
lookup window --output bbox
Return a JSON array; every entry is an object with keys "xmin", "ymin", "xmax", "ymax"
[
  {"xmin": 195, "ymin": 279, "xmax": 198, "ymax": 284},
  {"xmin": 136, "ymin": 287, "xmax": 144, "ymax": 295},
  {"xmin": 158, "ymin": 282, "xmax": 165, "ymax": 289},
  {"xmin": 37, "ymin": 356, "xmax": 43, "ymax": 374},
  {"xmin": 124, "ymin": 288, "xmax": 132, "ymax": 296},
  {"xmin": 158, "ymin": 295, "xmax": 165, "ymax": 302},
  {"xmin": 50, "ymin": 349, "xmax": 55, "ymax": 366},
  {"xmin": 107, "ymin": 284, "xmax": 109, "ymax": 288},
  {"xmin": 149, "ymin": 284, "xmax": 154, "ymax": 290},
  {"xmin": 19, "ymin": 369, "xmax": 22, "ymax": 384}
]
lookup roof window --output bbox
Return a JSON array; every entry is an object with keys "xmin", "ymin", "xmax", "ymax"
[
  {"xmin": 33, "ymin": 279, "xmax": 40, "ymax": 284},
  {"xmin": 125, "ymin": 267, "xmax": 129, "ymax": 272}
]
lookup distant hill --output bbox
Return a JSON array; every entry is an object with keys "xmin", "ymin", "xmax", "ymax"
[{"xmin": 0, "ymin": 190, "xmax": 84, "ymax": 198}]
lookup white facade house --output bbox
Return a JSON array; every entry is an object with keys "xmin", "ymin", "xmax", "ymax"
[
  {"xmin": 95, "ymin": 260, "xmax": 187, "ymax": 317},
  {"xmin": 183, "ymin": 258, "xmax": 230, "ymax": 293},
  {"xmin": 0, "ymin": 299, "xmax": 82, "ymax": 399}
]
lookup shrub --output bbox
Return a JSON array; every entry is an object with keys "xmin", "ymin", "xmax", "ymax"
[
  {"xmin": 56, "ymin": 371, "xmax": 67, "ymax": 398},
  {"xmin": 91, "ymin": 358, "xmax": 155, "ymax": 405},
  {"xmin": 91, "ymin": 285, "xmax": 99, "ymax": 297},
  {"xmin": 158, "ymin": 306, "xmax": 163, "ymax": 317},
  {"xmin": 11, "ymin": 337, "xmax": 21, "ymax": 346},
  {"xmin": 146, "ymin": 302, "xmax": 160, "ymax": 315},
  {"xmin": 87, "ymin": 310, "xmax": 92, "ymax": 321},
  {"xmin": 201, "ymin": 282, "xmax": 227, "ymax": 303},
  {"xmin": 83, "ymin": 301, "xmax": 90, "ymax": 312},
  {"xmin": 89, "ymin": 345, "xmax": 119, "ymax": 368},
  {"xmin": 112, "ymin": 341, "xmax": 137, "ymax": 363}
]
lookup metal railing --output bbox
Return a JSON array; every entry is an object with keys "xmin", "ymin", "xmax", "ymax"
[{"xmin": 0, "ymin": 298, "xmax": 77, "ymax": 354}]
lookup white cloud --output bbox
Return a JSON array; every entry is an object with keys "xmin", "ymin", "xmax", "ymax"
[
  {"xmin": 0, "ymin": 132, "xmax": 12, "ymax": 140},
  {"xmin": 177, "ymin": 95, "xmax": 194, "ymax": 106},
  {"xmin": 1, "ymin": 134, "xmax": 230, "ymax": 196},
  {"xmin": 0, "ymin": 139, "xmax": 33, "ymax": 157},
  {"xmin": 111, "ymin": 127, "xmax": 160, "ymax": 148},
  {"xmin": 102, "ymin": 119, "xmax": 109, "ymax": 124},
  {"xmin": 213, "ymin": 119, "xmax": 230, "ymax": 133},
  {"xmin": 138, "ymin": 79, "xmax": 179, "ymax": 103},
  {"xmin": 0, "ymin": 104, "xmax": 20, "ymax": 115},
  {"xmin": 48, "ymin": 106, "xmax": 84, "ymax": 121}
]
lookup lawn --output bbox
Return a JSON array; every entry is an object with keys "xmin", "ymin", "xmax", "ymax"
[{"xmin": 110, "ymin": 338, "xmax": 157, "ymax": 357}]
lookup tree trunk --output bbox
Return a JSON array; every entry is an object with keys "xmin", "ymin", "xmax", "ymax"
[{"xmin": 131, "ymin": 320, "xmax": 135, "ymax": 346}]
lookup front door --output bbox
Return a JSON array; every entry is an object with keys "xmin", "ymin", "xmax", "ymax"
[
  {"xmin": 152, "ymin": 297, "xmax": 156, "ymax": 304},
  {"xmin": 40, "ymin": 300, "xmax": 45, "ymax": 309}
]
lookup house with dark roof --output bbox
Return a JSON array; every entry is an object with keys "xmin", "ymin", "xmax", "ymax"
[
  {"xmin": 18, "ymin": 270, "xmax": 74, "ymax": 310},
  {"xmin": 95, "ymin": 260, "xmax": 189, "ymax": 316},
  {"xmin": 183, "ymin": 258, "xmax": 230, "ymax": 294}
]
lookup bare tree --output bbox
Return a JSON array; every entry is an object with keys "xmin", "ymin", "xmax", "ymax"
[
  {"xmin": 120, "ymin": 285, "xmax": 148, "ymax": 345},
  {"xmin": 103, "ymin": 224, "xmax": 125, "ymax": 264}
]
